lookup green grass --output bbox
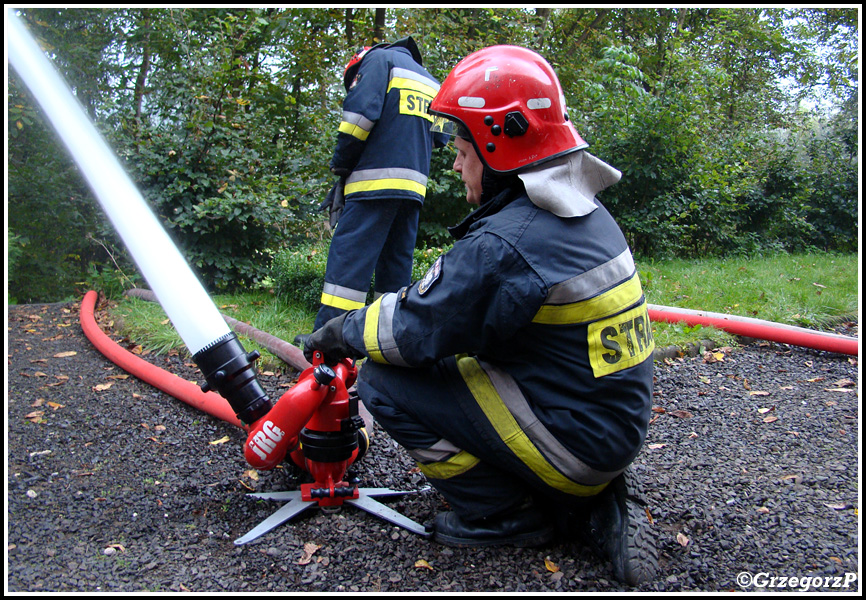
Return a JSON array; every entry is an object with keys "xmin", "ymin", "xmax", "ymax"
[
  {"xmin": 108, "ymin": 252, "xmax": 859, "ymax": 366},
  {"xmin": 110, "ymin": 291, "xmax": 314, "ymax": 371},
  {"xmin": 638, "ymin": 253, "xmax": 858, "ymax": 349}
]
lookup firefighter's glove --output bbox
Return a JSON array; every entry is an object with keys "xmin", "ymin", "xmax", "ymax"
[
  {"xmin": 318, "ymin": 177, "xmax": 346, "ymax": 229},
  {"xmin": 303, "ymin": 313, "xmax": 364, "ymax": 366}
]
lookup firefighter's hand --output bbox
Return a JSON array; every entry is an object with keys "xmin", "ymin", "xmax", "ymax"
[{"xmin": 303, "ymin": 313, "xmax": 363, "ymax": 365}]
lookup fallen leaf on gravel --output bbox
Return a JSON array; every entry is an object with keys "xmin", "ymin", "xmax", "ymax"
[
  {"xmin": 92, "ymin": 383, "xmax": 113, "ymax": 392},
  {"xmin": 825, "ymin": 400, "xmax": 838, "ymax": 406},
  {"xmin": 106, "ymin": 543, "xmax": 126, "ymax": 553},
  {"xmin": 414, "ymin": 559, "xmax": 434, "ymax": 571},
  {"xmin": 756, "ymin": 506, "xmax": 770, "ymax": 514},
  {"xmin": 688, "ymin": 432, "xmax": 698, "ymax": 438},
  {"xmin": 209, "ymin": 436, "xmax": 231, "ymax": 445},
  {"xmin": 244, "ymin": 470, "xmax": 260, "ymax": 481},
  {"xmin": 31, "ymin": 398, "xmax": 45, "ymax": 407},
  {"xmin": 652, "ymin": 406, "xmax": 666, "ymax": 414},
  {"xmin": 806, "ymin": 377, "xmax": 824, "ymax": 382},
  {"xmin": 823, "ymin": 502, "xmax": 852, "ymax": 510},
  {"xmin": 831, "ymin": 378, "xmax": 856, "ymax": 387},
  {"xmin": 25, "ymin": 411, "xmax": 45, "ymax": 423},
  {"xmin": 107, "ymin": 374, "xmax": 129, "ymax": 380},
  {"xmin": 544, "ymin": 557, "xmax": 560, "ymax": 573},
  {"xmin": 648, "ymin": 443, "xmax": 666, "ymax": 449},
  {"xmin": 757, "ymin": 407, "xmax": 774, "ymax": 414},
  {"xmin": 645, "ymin": 507, "xmax": 654, "ymax": 524},
  {"xmin": 762, "ymin": 416, "xmax": 778, "ymax": 423},
  {"xmin": 669, "ymin": 410, "xmax": 693, "ymax": 419},
  {"xmin": 33, "ymin": 372, "xmax": 48, "ymax": 378},
  {"xmin": 298, "ymin": 542, "xmax": 321, "ymax": 565},
  {"xmin": 676, "ymin": 533, "xmax": 689, "ymax": 547},
  {"xmin": 824, "ymin": 388, "xmax": 854, "ymax": 393},
  {"xmin": 702, "ymin": 351, "xmax": 725, "ymax": 363},
  {"xmin": 47, "ymin": 401, "xmax": 64, "ymax": 411},
  {"xmin": 53, "ymin": 351, "xmax": 77, "ymax": 358},
  {"xmin": 749, "ymin": 391, "xmax": 770, "ymax": 396}
]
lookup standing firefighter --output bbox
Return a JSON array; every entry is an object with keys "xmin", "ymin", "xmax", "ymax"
[
  {"xmin": 305, "ymin": 45, "xmax": 658, "ymax": 586},
  {"xmin": 311, "ymin": 36, "xmax": 448, "ymax": 332}
]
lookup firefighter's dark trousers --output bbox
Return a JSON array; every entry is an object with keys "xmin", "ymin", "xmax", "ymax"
[
  {"xmin": 357, "ymin": 357, "xmax": 599, "ymax": 522},
  {"xmin": 314, "ymin": 198, "xmax": 420, "ymax": 331}
]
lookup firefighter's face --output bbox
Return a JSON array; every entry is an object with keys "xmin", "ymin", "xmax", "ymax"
[{"xmin": 453, "ymin": 137, "xmax": 484, "ymax": 205}]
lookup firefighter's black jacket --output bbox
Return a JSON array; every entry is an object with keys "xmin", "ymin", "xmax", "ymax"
[
  {"xmin": 343, "ymin": 184, "xmax": 654, "ymax": 475},
  {"xmin": 332, "ymin": 45, "xmax": 445, "ymax": 204}
]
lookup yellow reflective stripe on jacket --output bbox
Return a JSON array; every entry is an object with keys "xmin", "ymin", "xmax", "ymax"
[
  {"xmin": 416, "ymin": 450, "xmax": 480, "ymax": 480},
  {"xmin": 338, "ymin": 110, "xmax": 375, "ymax": 141},
  {"xmin": 532, "ymin": 272, "xmax": 644, "ymax": 325},
  {"xmin": 387, "ymin": 75, "xmax": 439, "ymax": 99},
  {"xmin": 456, "ymin": 356, "xmax": 610, "ymax": 497},
  {"xmin": 386, "ymin": 67, "xmax": 440, "ymax": 99},
  {"xmin": 360, "ymin": 293, "xmax": 410, "ymax": 366},
  {"xmin": 344, "ymin": 177, "xmax": 427, "ymax": 197},
  {"xmin": 363, "ymin": 296, "xmax": 386, "ymax": 363},
  {"xmin": 338, "ymin": 120, "xmax": 372, "ymax": 141}
]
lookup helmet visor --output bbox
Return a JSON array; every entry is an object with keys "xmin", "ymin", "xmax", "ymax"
[{"xmin": 430, "ymin": 115, "xmax": 470, "ymax": 140}]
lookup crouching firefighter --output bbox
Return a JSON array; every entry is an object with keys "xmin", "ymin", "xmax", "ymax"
[{"xmin": 303, "ymin": 45, "xmax": 659, "ymax": 586}]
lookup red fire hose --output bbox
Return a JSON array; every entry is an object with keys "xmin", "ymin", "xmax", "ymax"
[
  {"xmin": 647, "ymin": 304, "xmax": 858, "ymax": 356},
  {"xmin": 79, "ymin": 290, "xmax": 244, "ymax": 428}
]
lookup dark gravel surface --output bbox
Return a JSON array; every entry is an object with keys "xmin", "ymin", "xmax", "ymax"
[{"xmin": 6, "ymin": 298, "xmax": 861, "ymax": 593}]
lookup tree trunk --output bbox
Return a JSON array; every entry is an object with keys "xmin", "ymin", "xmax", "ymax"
[
  {"xmin": 374, "ymin": 8, "xmax": 386, "ymax": 43},
  {"xmin": 534, "ymin": 8, "xmax": 551, "ymax": 47},
  {"xmin": 132, "ymin": 10, "xmax": 151, "ymax": 141},
  {"xmin": 345, "ymin": 8, "xmax": 354, "ymax": 45}
]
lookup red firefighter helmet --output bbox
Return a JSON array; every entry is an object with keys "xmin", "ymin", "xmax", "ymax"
[
  {"xmin": 343, "ymin": 46, "xmax": 373, "ymax": 91},
  {"xmin": 430, "ymin": 45, "xmax": 588, "ymax": 173}
]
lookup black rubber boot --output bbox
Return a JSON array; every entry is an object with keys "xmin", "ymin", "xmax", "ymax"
[
  {"xmin": 431, "ymin": 501, "xmax": 555, "ymax": 548},
  {"xmin": 581, "ymin": 468, "xmax": 659, "ymax": 586}
]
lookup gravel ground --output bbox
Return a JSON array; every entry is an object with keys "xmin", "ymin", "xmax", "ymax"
[{"xmin": 6, "ymin": 297, "xmax": 861, "ymax": 593}]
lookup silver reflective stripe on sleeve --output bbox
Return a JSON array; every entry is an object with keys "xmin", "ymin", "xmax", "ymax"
[{"xmin": 545, "ymin": 248, "xmax": 635, "ymax": 305}]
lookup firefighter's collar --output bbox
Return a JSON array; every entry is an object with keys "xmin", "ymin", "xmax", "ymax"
[{"xmin": 517, "ymin": 150, "xmax": 621, "ymax": 218}]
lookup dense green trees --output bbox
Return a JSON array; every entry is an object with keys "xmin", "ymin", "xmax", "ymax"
[{"xmin": 7, "ymin": 8, "xmax": 859, "ymax": 302}]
